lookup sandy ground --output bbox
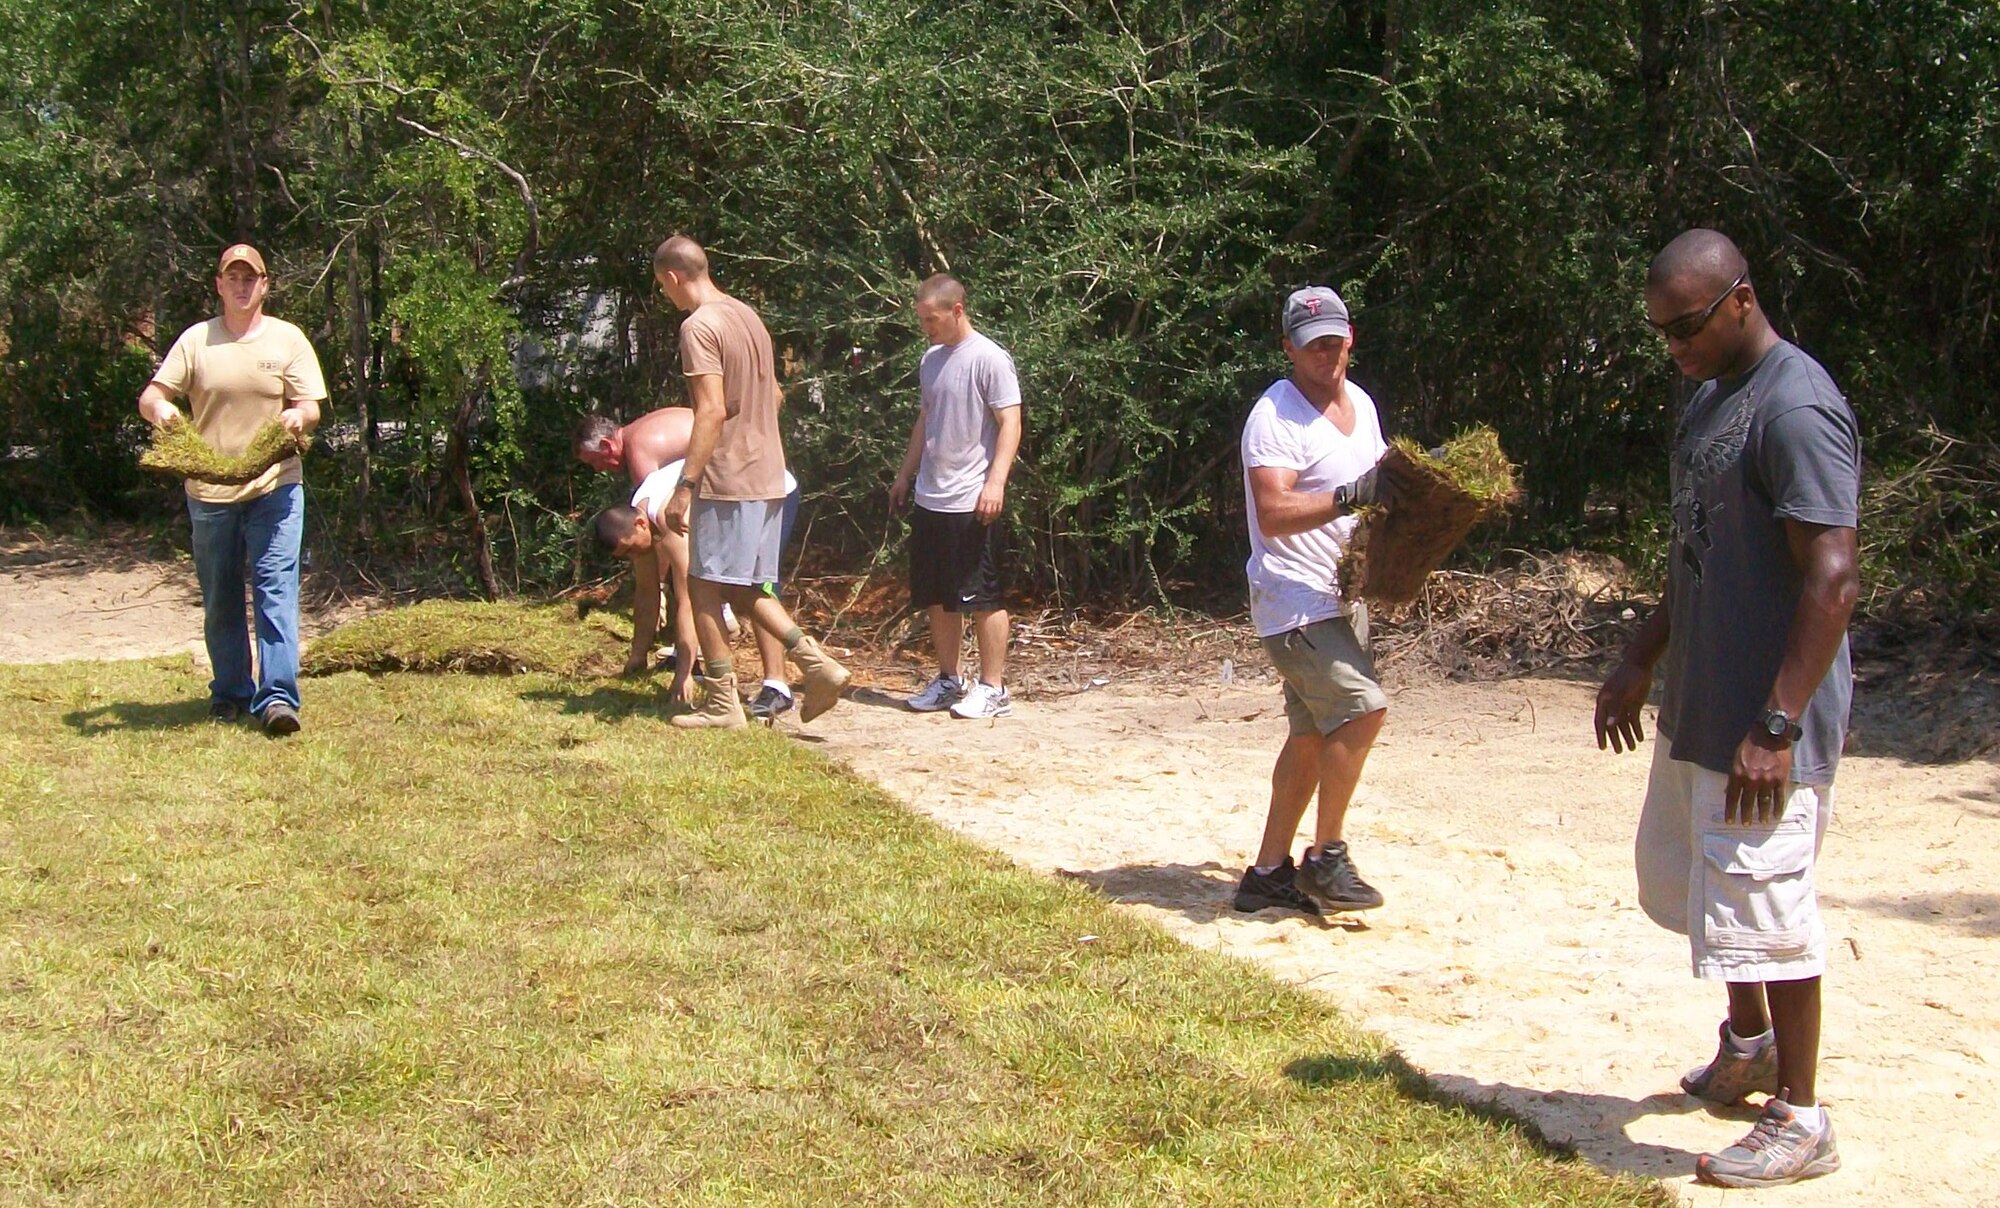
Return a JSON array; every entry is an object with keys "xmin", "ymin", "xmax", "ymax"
[
  {"xmin": 809, "ymin": 675, "xmax": 2000, "ymax": 1206},
  {"xmin": 5, "ymin": 534, "xmax": 1996, "ymax": 1205}
]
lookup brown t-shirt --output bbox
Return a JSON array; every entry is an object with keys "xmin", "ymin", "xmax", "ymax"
[
  {"xmin": 150, "ymin": 316, "xmax": 327, "ymax": 504},
  {"xmin": 678, "ymin": 296, "xmax": 786, "ymax": 501}
]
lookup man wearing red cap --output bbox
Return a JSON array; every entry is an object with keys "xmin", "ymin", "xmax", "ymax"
[{"xmin": 137, "ymin": 244, "xmax": 326, "ymax": 735}]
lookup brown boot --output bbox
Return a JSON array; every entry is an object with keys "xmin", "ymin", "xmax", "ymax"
[
  {"xmin": 669, "ymin": 673, "xmax": 749, "ymax": 729},
  {"xmin": 787, "ymin": 635, "xmax": 851, "ymax": 722}
]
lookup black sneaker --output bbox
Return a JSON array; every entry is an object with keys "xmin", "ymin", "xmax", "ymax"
[
  {"xmin": 747, "ymin": 685, "xmax": 795, "ymax": 721},
  {"xmin": 1232, "ymin": 857, "xmax": 1323, "ymax": 915},
  {"xmin": 209, "ymin": 699, "xmax": 244, "ymax": 723},
  {"xmin": 1299, "ymin": 840, "xmax": 1384, "ymax": 911},
  {"xmin": 259, "ymin": 702, "xmax": 302, "ymax": 737}
]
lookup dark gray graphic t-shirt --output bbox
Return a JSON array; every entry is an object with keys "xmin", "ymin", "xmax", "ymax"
[{"xmin": 1657, "ymin": 340, "xmax": 1861, "ymax": 784}]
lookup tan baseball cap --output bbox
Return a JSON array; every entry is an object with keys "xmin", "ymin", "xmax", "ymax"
[{"xmin": 217, "ymin": 243, "xmax": 268, "ymax": 276}]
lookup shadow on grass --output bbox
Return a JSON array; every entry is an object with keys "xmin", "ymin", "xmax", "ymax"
[
  {"xmin": 1286, "ymin": 1051, "xmax": 1706, "ymax": 1183},
  {"xmin": 519, "ymin": 685, "xmax": 680, "ymax": 723},
  {"xmin": 1057, "ymin": 861, "xmax": 1369, "ymax": 932},
  {"xmin": 62, "ymin": 698, "xmax": 213, "ymax": 735}
]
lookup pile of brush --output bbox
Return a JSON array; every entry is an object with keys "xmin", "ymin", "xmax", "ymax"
[
  {"xmin": 1338, "ymin": 426, "xmax": 1522, "ymax": 606},
  {"xmin": 139, "ymin": 417, "xmax": 308, "ymax": 485}
]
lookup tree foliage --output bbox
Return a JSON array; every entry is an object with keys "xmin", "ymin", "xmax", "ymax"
[{"xmin": 1, "ymin": 0, "xmax": 1993, "ymax": 605}]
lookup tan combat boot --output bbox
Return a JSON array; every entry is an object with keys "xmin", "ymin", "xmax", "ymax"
[
  {"xmin": 787, "ymin": 635, "xmax": 851, "ymax": 722},
  {"xmin": 669, "ymin": 673, "xmax": 748, "ymax": 730}
]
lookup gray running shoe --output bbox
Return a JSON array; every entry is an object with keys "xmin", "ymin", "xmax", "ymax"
[
  {"xmin": 905, "ymin": 674, "xmax": 965, "ymax": 713},
  {"xmin": 1696, "ymin": 1097, "xmax": 1840, "ymax": 1188},
  {"xmin": 1232, "ymin": 858, "xmax": 1322, "ymax": 916},
  {"xmin": 1681, "ymin": 1021, "xmax": 1780, "ymax": 1104},
  {"xmin": 1298, "ymin": 840, "xmax": 1384, "ymax": 911}
]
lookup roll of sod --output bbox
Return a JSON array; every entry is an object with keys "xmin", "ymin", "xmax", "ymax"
[{"xmin": 1338, "ymin": 426, "xmax": 1521, "ymax": 606}]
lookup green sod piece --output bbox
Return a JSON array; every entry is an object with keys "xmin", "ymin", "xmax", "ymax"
[
  {"xmin": 304, "ymin": 599, "xmax": 631, "ymax": 677},
  {"xmin": 1339, "ymin": 426, "xmax": 1523, "ymax": 606},
  {"xmin": 138, "ymin": 417, "xmax": 309, "ymax": 485}
]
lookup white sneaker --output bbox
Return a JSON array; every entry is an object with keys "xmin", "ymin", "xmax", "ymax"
[
  {"xmin": 950, "ymin": 680, "xmax": 1012, "ymax": 719},
  {"xmin": 906, "ymin": 674, "xmax": 965, "ymax": 713}
]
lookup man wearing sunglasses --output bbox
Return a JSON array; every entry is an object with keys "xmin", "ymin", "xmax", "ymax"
[{"xmin": 1595, "ymin": 229, "xmax": 1860, "ymax": 1188}]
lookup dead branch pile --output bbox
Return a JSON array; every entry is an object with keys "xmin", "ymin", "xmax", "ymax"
[{"xmin": 1369, "ymin": 552, "xmax": 1643, "ymax": 679}]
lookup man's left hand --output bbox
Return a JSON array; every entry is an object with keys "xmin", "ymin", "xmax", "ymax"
[
  {"xmin": 1725, "ymin": 730, "xmax": 1794, "ymax": 824},
  {"xmin": 662, "ymin": 486, "xmax": 692, "ymax": 535},
  {"xmin": 974, "ymin": 480, "xmax": 1005, "ymax": 525}
]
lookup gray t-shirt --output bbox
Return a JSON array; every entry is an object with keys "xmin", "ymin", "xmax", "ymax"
[
  {"xmin": 914, "ymin": 331, "xmax": 1022, "ymax": 513},
  {"xmin": 1658, "ymin": 340, "xmax": 1861, "ymax": 784}
]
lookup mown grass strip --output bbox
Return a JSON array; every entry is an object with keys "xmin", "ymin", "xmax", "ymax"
[{"xmin": 0, "ymin": 650, "xmax": 1670, "ymax": 1206}]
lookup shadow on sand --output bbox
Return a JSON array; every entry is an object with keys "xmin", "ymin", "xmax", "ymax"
[
  {"xmin": 1058, "ymin": 860, "xmax": 1370, "ymax": 931},
  {"xmin": 1287, "ymin": 1050, "xmax": 1716, "ymax": 1186}
]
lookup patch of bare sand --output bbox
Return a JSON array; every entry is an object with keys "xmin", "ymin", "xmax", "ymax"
[
  {"xmin": 0, "ymin": 529, "xmax": 360, "ymax": 667},
  {"xmin": 812, "ymin": 669, "xmax": 2000, "ymax": 1206}
]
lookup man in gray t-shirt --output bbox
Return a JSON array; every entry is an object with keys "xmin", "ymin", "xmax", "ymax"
[
  {"xmin": 889, "ymin": 273, "xmax": 1023, "ymax": 720},
  {"xmin": 1596, "ymin": 229, "xmax": 1860, "ymax": 1189}
]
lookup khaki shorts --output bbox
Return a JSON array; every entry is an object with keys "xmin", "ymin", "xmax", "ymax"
[
  {"xmin": 1260, "ymin": 611, "xmax": 1389, "ymax": 737},
  {"xmin": 1634, "ymin": 741, "xmax": 1834, "ymax": 982}
]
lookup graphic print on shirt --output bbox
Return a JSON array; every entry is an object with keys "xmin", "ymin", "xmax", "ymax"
[{"xmin": 1669, "ymin": 384, "xmax": 1757, "ymax": 589}]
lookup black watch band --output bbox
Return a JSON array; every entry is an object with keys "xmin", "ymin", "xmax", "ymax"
[{"xmin": 1759, "ymin": 707, "xmax": 1803, "ymax": 744}]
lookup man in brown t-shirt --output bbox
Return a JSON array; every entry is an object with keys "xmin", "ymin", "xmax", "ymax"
[
  {"xmin": 137, "ymin": 243, "xmax": 325, "ymax": 736},
  {"xmin": 649, "ymin": 236, "xmax": 848, "ymax": 727}
]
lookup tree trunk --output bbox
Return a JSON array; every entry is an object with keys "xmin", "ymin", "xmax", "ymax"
[
  {"xmin": 345, "ymin": 239, "xmax": 374, "ymax": 540},
  {"xmin": 444, "ymin": 365, "xmax": 499, "ymax": 599}
]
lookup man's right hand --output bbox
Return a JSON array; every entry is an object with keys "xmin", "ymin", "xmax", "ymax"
[
  {"xmin": 662, "ymin": 484, "xmax": 692, "ymax": 535},
  {"xmin": 888, "ymin": 475, "xmax": 911, "ymax": 513},
  {"xmin": 1333, "ymin": 465, "xmax": 1382, "ymax": 512},
  {"xmin": 1594, "ymin": 660, "xmax": 1653, "ymax": 753},
  {"xmin": 141, "ymin": 399, "xmax": 184, "ymax": 429}
]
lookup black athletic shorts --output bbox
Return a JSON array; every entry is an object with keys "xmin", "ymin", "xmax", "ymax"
[{"xmin": 909, "ymin": 505, "xmax": 1005, "ymax": 612}]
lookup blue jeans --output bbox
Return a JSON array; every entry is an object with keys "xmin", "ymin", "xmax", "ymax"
[{"xmin": 187, "ymin": 483, "xmax": 304, "ymax": 715}]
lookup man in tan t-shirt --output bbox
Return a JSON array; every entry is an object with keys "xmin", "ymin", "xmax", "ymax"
[
  {"xmin": 648, "ymin": 235, "xmax": 848, "ymax": 728},
  {"xmin": 137, "ymin": 243, "xmax": 325, "ymax": 736}
]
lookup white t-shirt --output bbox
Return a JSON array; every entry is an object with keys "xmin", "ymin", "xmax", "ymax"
[
  {"xmin": 1240, "ymin": 378, "xmax": 1386, "ymax": 637},
  {"xmin": 914, "ymin": 331, "xmax": 1022, "ymax": 513},
  {"xmin": 632, "ymin": 461, "xmax": 797, "ymax": 524}
]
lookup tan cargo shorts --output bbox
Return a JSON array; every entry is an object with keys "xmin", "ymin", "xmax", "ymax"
[{"xmin": 1260, "ymin": 610, "xmax": 1390, "ymax": 737}]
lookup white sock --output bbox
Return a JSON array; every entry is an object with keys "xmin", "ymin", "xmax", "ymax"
[
  {"xmin": 1252, "ymin": 863, "xmax": 1284, "ymax": 876},
  {"xmin": 1784, "ymin": 1102, "xmax": 1825, "ymax": 1131},
  {"xmin": 1726, "ymin": 1025, "xmax": 1772, "ymax": 1055}
]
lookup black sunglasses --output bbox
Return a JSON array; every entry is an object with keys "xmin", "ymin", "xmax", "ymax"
[{"xmin": 1649, "ymin": 273, "xmax": 1746, "ymax": 341}]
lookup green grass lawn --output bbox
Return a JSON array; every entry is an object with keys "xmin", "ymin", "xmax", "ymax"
[{"xmin": 0, "ymin": 644, "xmax": 1671, "ymax": 1206}]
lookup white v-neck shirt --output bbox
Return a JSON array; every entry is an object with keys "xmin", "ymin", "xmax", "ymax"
[{"xmin": 1240, "ymin": 377, "xmax": 1386, "ymax": 637}]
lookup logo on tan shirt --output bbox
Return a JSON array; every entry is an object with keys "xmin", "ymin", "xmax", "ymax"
[{"xmin": 259, "ymin": 359, "xmax": 283, "ymax": 372}]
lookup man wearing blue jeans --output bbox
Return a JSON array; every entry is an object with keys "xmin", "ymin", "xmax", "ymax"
[{"xmin": 138, "ymin": 243, "xmax": 326, "ymax": 736}]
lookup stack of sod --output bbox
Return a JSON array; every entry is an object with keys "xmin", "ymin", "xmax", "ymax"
[
  {"xmin": 304, "ymin": 600, "xmax": 630, "ymax": 677},
  {"xmin": 1338, "ymin": 426, "xmax": 1522, "ymax": 606},
  {"xmin": 139, "ymin": 417, "xmax": 308, "ymax": 485}
]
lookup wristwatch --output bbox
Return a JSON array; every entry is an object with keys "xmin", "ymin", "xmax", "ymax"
[{"xmin": 1759, "ymin": 707, "xmax": 1804, "ymax": 745}]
